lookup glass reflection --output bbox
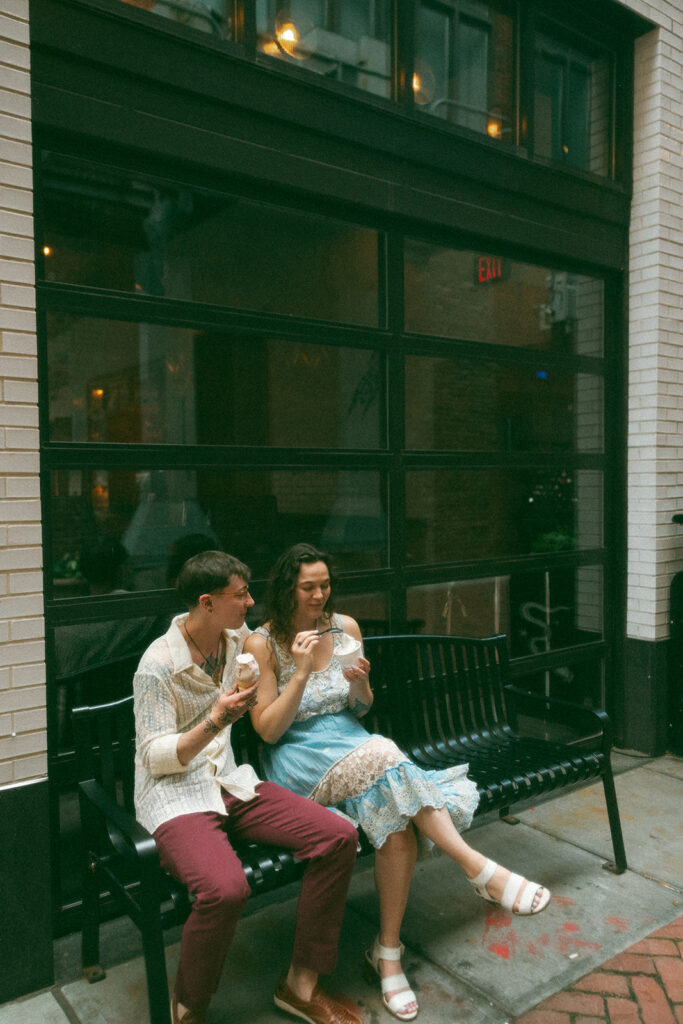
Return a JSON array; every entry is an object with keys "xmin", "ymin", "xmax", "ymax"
[
  {"xmin": 534, "ymin": 31, "xmax": 611, "ymax": 176},
  {"xmin": 515, "ymin": 660, "xmax": 604, "ymax": 708},
  {"xmin": 116, "ymin": 0, "xmax": 233, "ymax": 38},
  {"xmin": 406, "ymin": 355, "xmax": 603, "ymax": 452},
  {"xmin": 50, "ymin": 467, "xmax": 387, "ymax": 594},
  {"xmin": 336, "ymin": 590, "xmax": 388, "ymax": 637},
  {"xmin": 414, "ymin": 1, "xmax": 515, "ymax": 141},
  {"xmin": 407, "ymin": 566, "xmax": 603, "ymax": 654},
  {"xmin": 405, "ymin": 468, "xmax": 602, "ymax": 564},
  {"xmin": 41, "ymin": 155, "xmax": 379, "ymax": 326},
  {"xmin": 47, "ymin": 316, "xmax": 384, "ymax": 449},
  {"xmin": 407, "ymin": 576, "xmax": 508, "ymax": 638},
  {"xmin": 404, "ymin": 240, "xmax": 604, "ymax": 355},
  {"xmin": 257, "ymin": 0, "xmax": 392, "ymax": 99}
]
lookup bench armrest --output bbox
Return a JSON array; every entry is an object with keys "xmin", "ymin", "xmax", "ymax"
[
  {"xmin": 504, "ymin": 685, "xmax": 614, "ymax": 754},
  {"xmin": 78, "ymin": 778, "xmax": 160, "ymax": 873}
]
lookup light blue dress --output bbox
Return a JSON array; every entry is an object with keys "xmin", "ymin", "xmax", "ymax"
[{"xmin": 254, "ymin": 617, "xmax": 480, "ymax": 849}]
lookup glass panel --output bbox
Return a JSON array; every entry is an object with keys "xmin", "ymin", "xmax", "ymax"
[
  {"xmin": 407, "ymin": 576, "xmax": 508, "ymax": 636},
  {"xmin": 406, "ymin": 354, "xmax": 603, "ymax": 452},
  {"xmin": 404, "ymin": 240, "xmax": 604, "ymax": 356},
  {"xmin": 509, "ymin": 565, "xmax": 603, "ymax": 658},
  {"xmin": 405, "ymin": 468, "xmax": 602, "ymax": 564},
  {"xmin": 50, "ymin": 467, "xmax": 387, "ymax": 592},
  {"xmin": 534, "ymin": 32, "xmax": 611, "ymax": 176},
  {"xmin": 46, "ymin": 315, "xmax": 385, "ymax": 448},
  {"xmin": 337, "ymin": 590, "xmax": 389, "ymax": 637},
  {"xmin": 407, "ymin": 566, "xmax": 603, "ymax": 649},
  {"xmin": 515, "ymin": 660, "xmax": 604, "ymax": 709},
  {"xmin": 40, "ymin": 155, "xmax": 379, "ymax": 326},
  {"xmin": 415, "ymin": 1, "xmax": 515, "ymax": 143},
  {"xmin": 256, "ymin": 0, "xmax": 392, "ymax": 99},
  {"xmin": 115, "ymin": 0, "xmax": 233, "ymax": 39}
]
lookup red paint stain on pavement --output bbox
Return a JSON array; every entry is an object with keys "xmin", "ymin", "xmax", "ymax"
[
  {"xmin": 482, "ymin": 904, "xmax": 518, "ymax": 958},
  {"xmin": 485, "ymin": 906, "xmax": 513, "ymax": 928},
  {"xmin": 526, "ymin": 942, "xmax": 542, "ymax": 956},
  {"xmin": 553, "ymin": 919, "xmax": 602, "ymax": 956},
  {"xmin": 553, "ymin": 895, "xmax": 575, "ymax": 908},
  {"xmin": 606, "ymin": 916, "xmax": 629, "ymax": 932}
]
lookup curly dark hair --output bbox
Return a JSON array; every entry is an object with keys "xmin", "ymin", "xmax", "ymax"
[{"xmin": 265, "ymin": 543, "xmax": 337, "ymax": 644}]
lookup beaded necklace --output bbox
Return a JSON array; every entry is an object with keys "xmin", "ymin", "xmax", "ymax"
[{"xmin": 184, "ymin": 624, "xmax": 225, "ymax": 685}]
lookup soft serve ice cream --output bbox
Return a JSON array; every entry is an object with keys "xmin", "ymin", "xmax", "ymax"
[
  {"xmin": 235, "ymin": 652, "xmax": 259, "ymax": 689},
  {"xmin": 336, "ymin": 633, "xmax": 362, "ymax": 667}
]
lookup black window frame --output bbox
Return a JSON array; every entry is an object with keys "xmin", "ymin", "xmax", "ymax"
[{"xmin": 65, "ymin": 0, "xmax": 641, "ymax": 183}]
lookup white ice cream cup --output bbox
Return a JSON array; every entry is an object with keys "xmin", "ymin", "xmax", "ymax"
[{"xmin": 335, "ymin": 634, "xmax": 362, "ymax": 667}]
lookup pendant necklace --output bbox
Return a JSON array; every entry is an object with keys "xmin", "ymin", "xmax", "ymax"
[{"xmin": 184, "ymin": 624, "xmax": 225, "ymax": 685}]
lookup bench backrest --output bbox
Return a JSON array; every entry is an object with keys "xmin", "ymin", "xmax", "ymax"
[
  {"xmin": 71, "ymin": 634, "xmax": 513, "ymax": 805},
  {"xmin": 362, "ymin": 634, "xmax": 512, "ymax": 760},
  {"xmin": 71, "ymin": 693, "xmax": 270, "ymax": 807},
  {"xmin": 72, "ymin": 695, "xmax": 137, "ymax": 813}
]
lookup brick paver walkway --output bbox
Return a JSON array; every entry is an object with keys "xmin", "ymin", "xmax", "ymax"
[{"xmin": 514, "ymin": 917, "xmax": 683, "ymax": 1024}]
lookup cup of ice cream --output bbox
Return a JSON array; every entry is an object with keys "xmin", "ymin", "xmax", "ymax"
[
  {"xmin": 235, "ymin": 652, "xmax": 259, "ymax": 690},
  {"xmin": 335, "ymin": 634, "xmax": 362, "ymax": 667}
]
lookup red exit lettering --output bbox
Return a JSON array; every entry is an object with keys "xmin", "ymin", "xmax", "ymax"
[{"xmin": 477, "ymin": 256, "xmax": 503, "ymax": 283}]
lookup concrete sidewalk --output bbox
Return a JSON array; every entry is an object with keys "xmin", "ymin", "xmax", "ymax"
[{"xmin": 2, "ymin": 753, "xmax": 682, "ymax": 1024}]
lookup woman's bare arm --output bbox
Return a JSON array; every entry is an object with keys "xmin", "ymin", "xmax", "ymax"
[{"xmin": 245, "ymin": 629, "xmax": 320, "ymax": 744}]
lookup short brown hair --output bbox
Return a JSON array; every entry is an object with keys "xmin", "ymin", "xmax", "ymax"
[{"xmin": 176, "ymin": 550, "xmax": 251, "ymax": 608}]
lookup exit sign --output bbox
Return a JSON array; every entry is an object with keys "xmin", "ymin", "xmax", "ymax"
[{"xmin": 475, "ymin": 255, "xmax": 509, "ymax": 284}]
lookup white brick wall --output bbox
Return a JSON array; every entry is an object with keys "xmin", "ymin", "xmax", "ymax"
[
  {"xmin": 622, "ymin": 0, "xmax": 683, "ymax": 640},
  {"xmin": 0, "ymin": 0, "xmax": 45, "ymax": 785}
]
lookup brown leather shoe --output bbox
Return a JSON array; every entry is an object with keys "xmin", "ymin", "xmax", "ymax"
[
  {"xmin": 171, "ymin": 993, "xmax": 206, "ymax": 1024},
  {"xmin": 274, "ymin": 975, "xmax": 364, "ymax": 1024}
]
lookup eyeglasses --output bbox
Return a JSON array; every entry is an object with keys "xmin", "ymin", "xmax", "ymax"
[{"xmin": 214, "ymin": 585, "xmax": 251, "ymax": 599}]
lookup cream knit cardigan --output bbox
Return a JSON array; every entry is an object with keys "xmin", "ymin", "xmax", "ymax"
[{"xmin": 133, "ymin": 614, "xmax": 260, "ymax": 834}]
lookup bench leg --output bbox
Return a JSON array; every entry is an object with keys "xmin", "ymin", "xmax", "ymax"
[
  {"xmin": 81, "ymin": 859, "xmax": 105, "ymax": 983},
  {"xmin": 140, "ymin": 901, "xmax": 172, "ymax": 1024},
  {"xmin": 600, "ymin": 765, "xmax": 627, "ymax": 874}
]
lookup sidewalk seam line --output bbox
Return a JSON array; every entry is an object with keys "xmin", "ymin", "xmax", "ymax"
[{"xmin": 51, "ymin": 985, "xmax": 83, "ymax": 1024}]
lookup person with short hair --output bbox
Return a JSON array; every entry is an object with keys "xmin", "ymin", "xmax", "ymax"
[{"xmin": 133, "ymin": 549, "xmax": 363, "ymax": 1024}]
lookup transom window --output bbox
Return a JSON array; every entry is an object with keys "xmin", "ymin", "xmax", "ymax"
[
  {"xmin": 414, "ymin": 1, "xmax": 516, "ymax": 142},
  {"xmin": 108, "ymin": 0, "xmax": 623, "ymax": 180}
]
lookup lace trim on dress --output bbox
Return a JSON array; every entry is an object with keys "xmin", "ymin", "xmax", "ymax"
[
  {"xmin": 310, "ymin": 736, "xmax": 407, "ymax": 805},
  {"xmin": 340, "ymin": 760, "xmax": 480, "ymax": 849}
]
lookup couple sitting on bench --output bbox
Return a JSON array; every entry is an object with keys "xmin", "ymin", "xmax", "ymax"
[{"xmin": 133, "ymin": 543, "xmax": 551, "ymax": 1024}]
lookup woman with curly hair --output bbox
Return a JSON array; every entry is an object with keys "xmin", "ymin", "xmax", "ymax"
[{"xmin": 245, "ymin": 542, "xmax": 550, "ymax": 1022}]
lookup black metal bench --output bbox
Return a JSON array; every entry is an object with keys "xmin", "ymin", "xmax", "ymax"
[
  {"xmin": 72, "ymin": 632, "xmax": 626, "ymax": 1024},
  {"xmin": 362, "ymin": 634, "xmax": 626, "ymax": 871}
]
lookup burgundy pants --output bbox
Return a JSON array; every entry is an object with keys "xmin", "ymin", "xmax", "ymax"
[{"xmin": 153, "ymin": 782, "xmax": 358, "ymax": 1014}]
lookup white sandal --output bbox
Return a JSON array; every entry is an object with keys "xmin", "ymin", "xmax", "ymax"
[
  {"xmin": 365, "ymin": 936, "xmax": 418, "ymax": 1021},
  {"xmin": 468, "ymin": 858, "xmax": 551, "ymax": 915}
]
